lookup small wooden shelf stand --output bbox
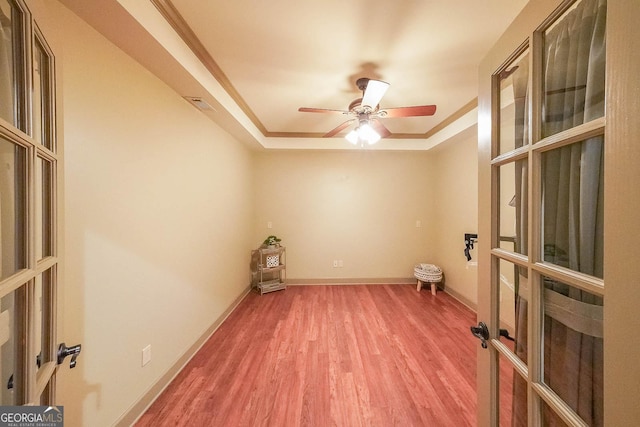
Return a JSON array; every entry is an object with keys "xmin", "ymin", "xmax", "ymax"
[{"xmin": 255, "ymin": 246, "xmax": 286, "ymax": 294}]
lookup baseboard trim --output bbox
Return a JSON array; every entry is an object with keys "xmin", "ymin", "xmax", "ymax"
[
  {"xmin": 288, "ymin": 277, "xmax": 415, "ymax": 285},
  {"xmin": 115, "ymin": 285, "xmax": 252, "ymax": 427},
  {"xmin": 442, "ymin": 286, "xmax": 477, "ymax": 312}
]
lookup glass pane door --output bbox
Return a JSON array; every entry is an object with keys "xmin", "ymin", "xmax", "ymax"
[
  {"xmin": 485, "ymin": 0, "xmax": 606, "ymax": 425},
  {"xmin": 0, "ymin": 1, "xmax": 59, "ymax": 406}
]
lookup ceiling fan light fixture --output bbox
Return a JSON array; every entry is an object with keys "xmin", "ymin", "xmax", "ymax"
[
  {"xmin": 300, "ymin": 78, "xmax": 436, "ymax": 144},
  {"xmin": 346, "ymin": 129, "xmax": 359, "ymax": 145},
  {"xmin": 345, "ymin": 123, "xmax": 381, "ymax": 146},
  {"xmin": 359, "ymin": 123, "xmax": 381, "ymax": 145}
]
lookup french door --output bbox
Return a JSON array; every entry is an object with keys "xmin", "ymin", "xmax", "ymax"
[
  {"xmin": 477, "ymin": 0, "xmax": 640, "ymax": 425},
  {"xmin": 0, "ymin": 0, "xmax": 61, "ymax": 405}
]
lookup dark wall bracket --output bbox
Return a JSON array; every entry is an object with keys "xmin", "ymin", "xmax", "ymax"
[{"xmin": 464, "ymin": 233, "xmax": 478, "ymax": 261}]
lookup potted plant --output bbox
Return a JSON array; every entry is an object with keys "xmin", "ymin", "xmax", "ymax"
[{"xmin": 263, "ymin": 235, "xmax": 282, "ymax": 248}]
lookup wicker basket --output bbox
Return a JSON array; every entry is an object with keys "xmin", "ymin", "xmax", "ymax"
[{"xmin": 414, "ymin": 264, "xmax": 442, "ymax": 282}]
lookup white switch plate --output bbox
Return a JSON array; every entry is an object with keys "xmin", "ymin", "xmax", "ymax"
[
  {"xmin": 142, "ymin": 345, "xmax": 151, "ymax": 367},
  {"xmin": 267, "ymin": 221, "xmax": 273, "ymax": 229},
  {"xmin": 416, "ymin": 220, "xmax": 422, "ymax": 228},
  {"xmin": 338, "ymin": 260, "xmax": 343, "ymax": 267},
  {"xmin": 333, "ymin": 260, "xmax": 338, "ymax": 268}
]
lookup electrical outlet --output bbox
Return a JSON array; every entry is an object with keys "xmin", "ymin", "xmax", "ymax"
[
  {"xmin": 338, "ymin": 260, "xmax": 343, "ymax": 268},
  {"xmin": 142, "ymin": 345, "xmax": 151, "ymax": 367},
  {"xmin": 333, "ymin": 260, "xmax": 338, "ymax": 268},
  {"xmin": 267, "ymin": 221, "xmax": 272, "ymax": 229},
  {"xmin": 416, "ymin": 220, "xmax": 422, "ymax": 228}
]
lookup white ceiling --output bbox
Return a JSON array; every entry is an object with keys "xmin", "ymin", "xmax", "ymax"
[{"xmin": 60, "ymin": 0, "xmax": 528, "ymax": 150}]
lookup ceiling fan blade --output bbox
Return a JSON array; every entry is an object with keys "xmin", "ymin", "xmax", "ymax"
[
  {"xmin": 361, "ymin": 79, "xmax": 390, "ymax": 109},
  {"xmin": 299, "ymin": 107, "xmax": 349, "ymax": 114},
  {"xmin": 380, "ymin": 105, "xmax": 437, "ymax": 118},
  {"xmin": 324, "ymin": 119, "xmax": 356, "ymax": 137},
  {"xmin": 370, "ymin": 119, "xmax": 392, "ymax": 139}
]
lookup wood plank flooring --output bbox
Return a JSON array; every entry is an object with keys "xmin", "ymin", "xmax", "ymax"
[{"xmin": 136, "ymin": 285, "xmax": 480, "ymax": 426}]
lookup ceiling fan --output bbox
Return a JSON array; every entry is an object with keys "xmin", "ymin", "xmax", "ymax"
[{"xmin": 298, "ymin": 77, "xmax": 437, "ymax": 145}]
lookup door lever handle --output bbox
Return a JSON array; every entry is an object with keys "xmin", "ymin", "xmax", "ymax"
[
  {"xmin": 470, "ymin": 322, "xmax": 490, "ymax": 349},
  {"xmin": 57, "ymin": 343, "xmax": 82, "ymax": 368}
]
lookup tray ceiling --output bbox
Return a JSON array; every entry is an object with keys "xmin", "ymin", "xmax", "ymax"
[{"xmin": 60, "ymin": 0, "xmax": 528, "ymax": 149}]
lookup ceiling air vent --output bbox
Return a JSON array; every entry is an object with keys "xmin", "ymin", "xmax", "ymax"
[{"xmin": 183, "ymin": 96, "xmax": 215, "ymax": 111}]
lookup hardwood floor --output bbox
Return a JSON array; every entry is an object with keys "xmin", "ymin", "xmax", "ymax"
[{"xmin": 136, "ymin": 285, "xmax": 480, "ymax": 426}]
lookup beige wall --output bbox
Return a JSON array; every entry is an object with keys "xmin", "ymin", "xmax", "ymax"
[
  {"xmin": 38, "ymin": 2, "xmax": 254, "ymax": 426},
  {"xmin": 429, "ymin": 127, "xmax": 479, "ymax": 307},
  {"xmin": 253, "ymin": 150, "xmax": 436, "ymax": 281}
]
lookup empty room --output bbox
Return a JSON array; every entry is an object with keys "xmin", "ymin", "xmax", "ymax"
[{"xmin": 0, "ymin": 0, "xmax": 638, "ymax": 426}]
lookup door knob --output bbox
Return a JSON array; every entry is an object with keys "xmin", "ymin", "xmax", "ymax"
[{"xmin": 470, "ymin": 322, "xmax": 490, "ymax": 349}]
